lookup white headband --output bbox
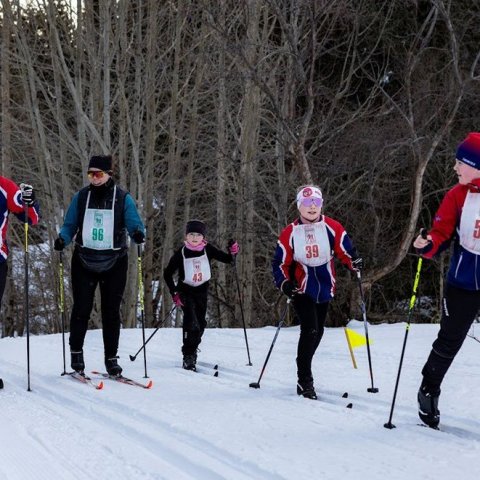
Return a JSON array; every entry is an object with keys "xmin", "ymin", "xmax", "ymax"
[{"xmin": 296, "ymin": 186, "xmax": 323, "ymax": 208}]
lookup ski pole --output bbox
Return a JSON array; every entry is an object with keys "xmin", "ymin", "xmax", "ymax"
[
  {"xmin": 129, "ymin": 305, "xmax": 177, "ymax": 361},
  {"xmin": 59, "ymin": 251, "xmax": 67, "ymax": 375},
  {"xmin": 21, "ymin": 186, "xmax": 31, "ymax": 392},
  {"xmin": 230, "ymin": 242, "xmax": 252, "ymax": 366},
  {"xmin": 467, "ymin": 321, "xmax": 480, "ymax": 343},
  {"xmin": 249, "ymin": 300, "xmax": 290, "ymax": 389},
  {"xmin": 355, "ymin": 270, "xmax": 378, "ymax": 393},
  {"xmin": 137, "ymin": 244, "xmax": 148, "ymax": 378},
  {"xmin": 384, "ymin": 229, "xmax": 427, "ymax": 429}
]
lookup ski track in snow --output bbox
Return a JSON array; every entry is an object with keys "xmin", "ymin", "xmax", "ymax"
[
  {"xmin": 0, "ymin": 357, "xmax": 276, "ymax": 480},
  {"xmin": 1, "ymin": 323, "xmax": 480, "ymax": 480}
]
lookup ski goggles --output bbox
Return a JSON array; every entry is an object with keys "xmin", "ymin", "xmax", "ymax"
[
  {"xmin": 87, "ymin": 170, "xmax": 108, "ymax": 179},
  {"xmin": 296, "ymin": 186, "xmax": 323, "ymax": 208},
  {"xmin": 299, "ymin": 197, "xmax": 323, "ymax": 208}
]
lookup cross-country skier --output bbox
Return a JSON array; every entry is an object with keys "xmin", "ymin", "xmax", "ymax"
[
  {"xmin": 0, "ymin": 178, "xmax": 39, "ymax": 307},
  {"xmin": 54, "ymin": 155, "xmax": 145, "ymax": 376},
  {"xmin": 0, "ymin": 177, "xmax": 39, "ymax": 389},
  {"xmin": 272, "ymin": 185, "xmax": 362, "ymax": 400},
  {"xmin": 414, "ymin": 132, "xmax": 480, "ymax": 428},
  {"xmin": 163, "ymin": 220, "xmax": 239, "ymax": 371}
]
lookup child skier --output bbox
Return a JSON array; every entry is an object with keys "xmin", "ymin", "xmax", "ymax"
[
  {"xmin": 163, "ymin": 220, "xmax": 239, "ymax": 371},
  {"xmin": 272, "ymin": 185, "xmax": 362, "ymax": 399},
  {"xmin": 414, "ymin": 132, "xmax": 480, "ymax": 428}
]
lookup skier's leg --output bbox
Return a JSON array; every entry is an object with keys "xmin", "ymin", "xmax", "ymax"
[
  {"xmin": 100, "ymin": 254, "xmax": 128, "ymax": 375},
  {"xmin": 69, "ymin": 251, "xmax": 98, "ymax": 370}
]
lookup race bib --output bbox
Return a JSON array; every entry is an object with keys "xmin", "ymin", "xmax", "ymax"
[
  {"xmin": 292, "ymin": 222, "xmax": 332, "ymax": 267},
  {"xmin": 183, "ymin": 250, "xmax": 211, "ymax": 286},
  {"xmin": 81, "ymin": 187, "xmax": 116, "ymax": 250},
  {"xmin": 459, "ymin": 191, "xmax": 480, "ymax": 254}
]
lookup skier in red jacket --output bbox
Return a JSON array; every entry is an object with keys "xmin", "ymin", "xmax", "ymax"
[
  {"xmin": 0, "ymin": 177, "xmax": 39, "ymax": 306},
  {"xmin": 272, "ymin": 185, "xmax": 361, "ymax": 399},
  {"xmin": 414, "ymin": 132, "xmax": 480, "ymax": 428}
]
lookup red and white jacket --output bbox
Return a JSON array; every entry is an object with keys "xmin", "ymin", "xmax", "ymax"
[
  {"xmin": 272, "ymin": 216, "xmax": 356, "ymax": 303},
  {"xmin": 0, "ymin": 176, "xmax": 40, "ymax": 263},
  {"xmin": 422, "ymin": 178, "xmax": 480, "ymax": 290}
]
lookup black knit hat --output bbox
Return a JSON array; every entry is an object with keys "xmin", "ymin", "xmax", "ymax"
[
  {"xmin": 88, "ymin": 155, "xmax": 113, "ymax": 172},
  {"xmin": 186, "ymin": 220, "xmax": 206, "ymax": 236}
]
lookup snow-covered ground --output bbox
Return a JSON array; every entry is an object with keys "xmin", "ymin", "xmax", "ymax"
[{"xmin": 1, "ymin": 321, "xmax": 479, "ymax": 480}]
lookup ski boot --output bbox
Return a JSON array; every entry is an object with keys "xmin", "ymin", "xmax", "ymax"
[
  {"xmin": 183, "ymin": 353, "xmax": 197, "ymax": 371},
  {"xmin": 105, "ymin": 357, "xmax": 123, "ymax": 377},
  {"xmin": 418, "ymin": 385, "xmax": 440, "ymax": 429},
  {"xmin": 297, "ymin": 377, "xmax": 317, "ymax": 400},
  {"xmin": 70, "ymin": 350, "xmax": 85, "ymax": 373}
]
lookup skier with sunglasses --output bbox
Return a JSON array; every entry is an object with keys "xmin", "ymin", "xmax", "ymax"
[
  {"xmin": 272, "ymin": 185, "xmax": 362, "ymax": 399},
  {"xmin": 54, "ymin": 155, "xmax": 145, "ymax": 377}
]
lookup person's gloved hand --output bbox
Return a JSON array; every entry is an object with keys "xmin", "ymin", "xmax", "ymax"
[
  {"xmin": 172, "ymin": 293, "xmax": 184, "ymax": 307},
  {"xmin": 54, "ymin": 237, "xmax": 65, "ymax": 251},
  {"xmin": 413, "ymin": 228, "xmax": 433, "ymax": 255},
  {"xmin": 20, "ymin": 183, "xmax": 35, "ymax": 206},
  {"xmin": 227, "ymin": 239, "xmax": 239, "ymax": 255},
  {"xmin": 132, "ymin": 229, "xmax": 145, "ymax": 244},
  {"xmin": 281, "ymin": 280, "xmax": 299, "ymax": 299},
  {"xmin": 352, "ymin": 257, "xmax": 363, "ymax": 271}
]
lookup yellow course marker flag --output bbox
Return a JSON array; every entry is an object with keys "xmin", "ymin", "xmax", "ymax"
[
  {"xmin": 345, "ymin": 327, "xmax": 370, "ymax": 348},
  {"xmin": 343, "ymin": 327, "xmax": 371, "ymax": 369}
]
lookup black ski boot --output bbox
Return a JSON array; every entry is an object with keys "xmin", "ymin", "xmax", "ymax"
[
  {"xmin": 297, "ymin": 378, "xmax": 317, "ymax": 400},
  {"xmin": 105, "ymin": 357, "xmax": 123, "ymax": 377},
  {"xmin": 71, "ymin": 350, "xmax": 85, "ymax": 373},
  {"xmin": 183, "ymin": 353, "xmax": 197, "ymax": 371},
  {"xmin": 418, "ymin": 385, "xmax": 440, "ymax": 429}
]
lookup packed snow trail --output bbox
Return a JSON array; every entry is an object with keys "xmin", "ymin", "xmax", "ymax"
[{"xmin": 1, "ymin": 322, "xmax": 479, "ymax": 480}]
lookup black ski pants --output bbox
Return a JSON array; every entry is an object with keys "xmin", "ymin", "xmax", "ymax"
[
  {"xmin": 293, "ymin": 294, "xmax": 329, "ymax": 382},
  {"xmin": 422, "ymin": 283, "xmax": 480, "ymax": 390},
  {"xmin": 180, "ymin": 290, "xmax": 208, "ymax": 356},
  {"xmin": 69, "ymin": 250, "xmax": 128, "ymax": 359},
  {"xmin": 0, "ymin": 262, "xmax": 7, "ymax": 306}
]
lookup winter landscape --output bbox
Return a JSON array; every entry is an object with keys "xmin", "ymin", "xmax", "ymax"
[{"xmin": 1, "ymin": 320, "xmax": 479, "ymax": 480}]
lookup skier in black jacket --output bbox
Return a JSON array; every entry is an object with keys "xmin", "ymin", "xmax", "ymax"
[{"xmin": 163, "ymin": 220, "xmax": 239, "ymax": 371}]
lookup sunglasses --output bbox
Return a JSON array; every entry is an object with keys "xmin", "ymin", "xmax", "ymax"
[
  {"xmin": 87, "ymin": 170, "xmax": 108, "ymax": 179},
  {"xmin": 300, "ymin": 197, "xmax": 323, "ymax": 207}
]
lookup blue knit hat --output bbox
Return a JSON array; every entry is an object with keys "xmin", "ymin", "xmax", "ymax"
[{"xmin": 457, "ymin": 133, "xmax": 480, "ymax": 170}]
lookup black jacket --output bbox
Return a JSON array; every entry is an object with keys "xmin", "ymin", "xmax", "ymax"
[{"xmin": 164, "ymin": 243, "xmax": 233, "ymax": 295}]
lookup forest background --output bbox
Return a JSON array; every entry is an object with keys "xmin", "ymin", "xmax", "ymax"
[{"xmin": 0, "ymin": 0, "xmax": 479, "ymax": 338}]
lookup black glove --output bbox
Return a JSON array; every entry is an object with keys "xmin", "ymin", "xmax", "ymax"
[
  {"xmin": 20, "ymin": 183, "xmax": 35, "ymax": 206},
  {"xmin": 415, "ymin": 244, "xmax": 433, "ymax": 255},
  {"xmin": 281, "ymin": 280, "xmax": 299, "ymax": 299},
  {"xmin": 352, "ymin": 257, "xmax": 363, "ymax": 271},
  {"xmin": 54, "ymin": 236, "xmax": 65, "ymax": 251},
  {"xmin": 132, "ymin": 229, "xmax": 145, "ymax": 244}
]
